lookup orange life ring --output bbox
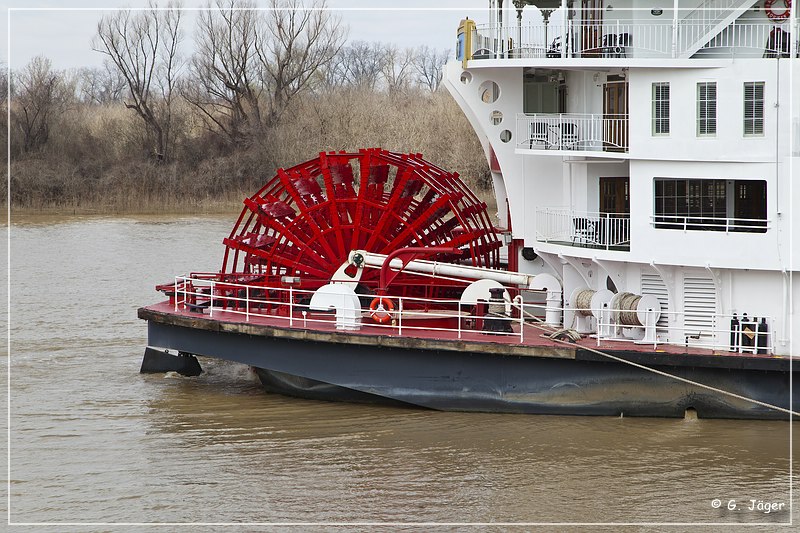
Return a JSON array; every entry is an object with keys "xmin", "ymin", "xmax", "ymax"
[
  {"xmin": 765, "ymin": 0, "xmax": 791, "ymax": 21},
  {"xmin": 369, "ymin": 297, "xmax": 395, "ymax": 324}
]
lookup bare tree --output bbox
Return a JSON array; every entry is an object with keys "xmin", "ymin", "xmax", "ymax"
[
  {"xmin": 256, "ymin": 0, "xmax": 346, "ymax": 126},
  {"xmin": 382, "ymin": 45, "xmax": 414, "ymax": 94},
  {"xmin": 0, "ymin": 61, "xmax": 8, "ymax": 102},
  {"xmin": 77, "ymin": 61, "xmax": 127, "ymax": 104},
  {"xmin": 185, "ymin": 0, "xmax": 262, "ymax": 144},
  {"xmin": 187, "ymin": 0, "xmax": 345, "ymax": 142},
  {"xmin": 10, "ymin": 56, "xmax": 74, "ymax": 153},
  {"xmin": 93, "ymin": 1, "xmax": 184, "ymax": 160},
  {"xmin": 413, "ymin": 46, "xmax": 449, "ymax": 93},
  {"xmin": 336, "ymin": 41, "xmax": 387, "ymax": 90},
  {"xmin": 0, "ymin": 61, "xmax": 8, "ymax": 164}
]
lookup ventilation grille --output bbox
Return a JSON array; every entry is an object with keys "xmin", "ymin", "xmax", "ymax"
[
  {"xmin": 640, "ymin": 273, "xmax": 669, "ymax": 330},
  {"xmin": 683, "ymin": 276, "xmax": 716, "ymax": 338}
]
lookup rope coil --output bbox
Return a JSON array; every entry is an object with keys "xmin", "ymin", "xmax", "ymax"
[
  {"xmin": 573, "ymin": 289, "xmax": 595, "ymax": 317},
  {"xmin": 613, "ymin": 292, "xmax": 643, "ymax": 326}
]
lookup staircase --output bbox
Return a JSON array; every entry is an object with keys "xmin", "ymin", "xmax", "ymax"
[{"xmin": 677, "ymin": 0, "xmax": 760, "ymax": 58}]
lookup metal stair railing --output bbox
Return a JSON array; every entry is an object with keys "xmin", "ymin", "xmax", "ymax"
[{"xmin": 677, "ymin": 0, "xmax": 760, "ymax": 57}]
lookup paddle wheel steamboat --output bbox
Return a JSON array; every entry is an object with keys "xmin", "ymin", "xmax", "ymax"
[{"xmin": 139, "ymin": 1, "xmax": 800, "ymax": 419}]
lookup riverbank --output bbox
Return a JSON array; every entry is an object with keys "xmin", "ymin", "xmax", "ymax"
[
  {"xmin": 8, "ymin": 180, "xmax": 498, "ymax": 222},
  {"xmin": 9, "ymin": 199, "xmax": 244, "ymax": 219},
  {"xmin": 8, "ymin": 88, "xmax": 494, "ymax": 217}
]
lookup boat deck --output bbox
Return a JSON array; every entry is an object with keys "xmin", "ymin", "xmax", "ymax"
[{"xmin": 141, "ymin": 301, "xmax": 793, "ymax": 372}]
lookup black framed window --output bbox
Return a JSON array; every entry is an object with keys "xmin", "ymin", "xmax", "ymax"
[{"xmin": 654, "ymin": 178, "xmax": 766, "ymax": 232}]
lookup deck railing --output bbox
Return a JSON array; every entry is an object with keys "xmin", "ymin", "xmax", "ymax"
[
  {"xmin": 649, "ymin": 214, "xmax": 770, "ymax": 233},
  {"xmin": 166, "ymin": 275, "xmax": 774, "ymax": 354},
  {"xmin": 536, "ymin": 208, "xmax": 631, "ymax": 250},
  {"xmin": 517, "ymin": 113, "xmax": 628, "ymax": 153},
  {"xmin": 593, "ymin": 309, "xmax": 774, "ymax": 354},
  {"xmin": 678, "ymin": 0, "xmax": 753, "ymax": 38},
  {"xmin": 471, "ymin": 20, "xmax": 798, "ymax": 59}
]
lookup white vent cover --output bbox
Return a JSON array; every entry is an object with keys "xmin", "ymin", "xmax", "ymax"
[
  {"xmin": 683, "ymin": 276, "xmax": 717, "ymax": 340},
  {"xmin": 641, "ymin": 272, "xmax": 669, "ymax": 330}
]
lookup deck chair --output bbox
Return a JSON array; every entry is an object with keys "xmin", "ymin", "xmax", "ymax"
[
  {"xmin": 529, "ymin": 121, "xmax": 549, "ymax": 149},
  {"xmin": 572, "ymin": 217, "xmax": 597, "ymax": 244},
  {"xmin": 560, "ymin": 122, "xmax": 579, "ymax": 150}
]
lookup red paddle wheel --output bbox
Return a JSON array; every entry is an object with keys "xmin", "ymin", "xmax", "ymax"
[{"xmin": 221, "ymin": 149, "xmax": 500, "ymax": 299}]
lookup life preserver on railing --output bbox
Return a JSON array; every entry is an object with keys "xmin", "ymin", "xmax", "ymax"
[
  {"xmin": 369, "ymin": 297, "xmax": 395, "ymax": 324},
  {"xmin": 765, "ymin": 0, "xmax": 791, "ymax": 22}
]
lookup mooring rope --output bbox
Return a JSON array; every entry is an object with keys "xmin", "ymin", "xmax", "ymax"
[
  {"xmin": 542, "ymin": 331, "xmax": 799, "ymax": 418},
  {"xmin": 486, "ymin": 298, "xmax": 794, "ymax": 416},
  {"xmin": 509, "ymin": 300, "xmax": 795, "ymax": 416}
]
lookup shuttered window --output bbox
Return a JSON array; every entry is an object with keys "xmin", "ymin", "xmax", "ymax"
[
  {"xmin": 652, "ymin": 82, "xmax": 669, "ymax": 135},
  {"xmin": 743, "ymin": 82, "xmax": 764, "ymax": 136},
  {"xmin": 697, "ymin": 82, "xmax": 716, "ymax": 136}
]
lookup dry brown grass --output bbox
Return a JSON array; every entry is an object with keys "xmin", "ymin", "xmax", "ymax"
[{"xmin": 11, "ymin": 87, "xmax": 493, "ymax": 214}]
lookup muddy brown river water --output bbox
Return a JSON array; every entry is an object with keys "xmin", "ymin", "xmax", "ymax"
[{"xmin": 5, "ymin": 215, "xmax": 797, "ymax": 529}]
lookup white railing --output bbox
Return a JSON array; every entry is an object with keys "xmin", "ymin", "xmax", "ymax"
[
  {"xmin": 594, "ymin": 309, "xmax": 774, "ymax": 354},
  {"xmin": 689, "ymin": 22, "xmax": 796, "ymax": 57},
  {"xmin": 517, "ymin": 113, "xmax": 628, "ymax": 153},
  {"xmin": 170, "ymin": 275, "xmax": 533, "ymax": 342},
  {"xmin": 471, "ymin": 20, "xmax": 797, "ymax": 60},
  {"xmin": 474, "ymin": 21, "xmax": 671, "ymax": 58},
  {"xmin": 164, "ymin": 275, "xmax": 775, "ymax": 355},
  {"xmin": 649, "ymin": 214, "xmax": 770, "ymax": 232},
  {"xmin": 679, "ymin": 0, "xmax": 752, "ymax": 33},
  {"xmin": 473, "ymin": 23, "xmax": 569, "ymax": 59},
  {"xmin": 536, "ymin": 208, "xmax": 631, "ymax": 250}
]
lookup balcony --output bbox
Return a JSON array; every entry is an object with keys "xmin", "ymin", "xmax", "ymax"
[
  {"xmin": 536, "ymin": 208, "xmax": 630, "ymax": 251},
  {"xmin": 517, "ymin": 113, "xmax": 628, "ymax": 154},
  {"xmin": 470, "ymin": 21, "xmax": 798, "ymax": 60}
]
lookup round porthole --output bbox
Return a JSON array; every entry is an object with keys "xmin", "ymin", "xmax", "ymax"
[
  {"xmin": 490, "ymin": 110, "xmax": 503, "ymax": 125},
  {"xmin": 460, "ymin": 71, "xmax": 473, "ymax": 84},
  {"xmin": 479, "ymin": 80, "xmax": 500, "ymax": 103},
  {"xmin": 500, "ymin": 129, "xmax": 512, "ymax": 143}
]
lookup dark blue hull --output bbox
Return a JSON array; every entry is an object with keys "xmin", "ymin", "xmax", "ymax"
[{"xmin": 141, "ymin": 310, "xmax": 798, "ymax": 420}]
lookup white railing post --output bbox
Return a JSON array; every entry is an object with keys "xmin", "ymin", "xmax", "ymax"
[
  {"xmin": 457, "ymin": 303, "xmax": 462, "ymax": 339},
  {"xmin": 209, "ymin": 280, "xmax": 214, "ymax": 317},
  {"xmin": 289, "ymin": 286, "xmax": 293, "ymax": 327},
  {"xmin": 246, "ymin": 285, "xmax": 250, "ymax": 322},
  {"xmin": 516, "ymin": 295, "xmax": 525, "ymax": 342},
  {"xmin": 673, "ymin": 2, "xmax": 680, "ymax": 57},
  {"xmin": 398, "ymin": 297, "xmax": 403, "ymax": 335}
]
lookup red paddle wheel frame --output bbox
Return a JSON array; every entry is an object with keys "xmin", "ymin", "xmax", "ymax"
[{"xmin": 221, "ymin": 149, "xmax": 500, "ymax": 300}]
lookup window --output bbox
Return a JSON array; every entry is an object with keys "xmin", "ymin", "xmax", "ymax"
[
  {"xmin": 654, "ymin": 178, "xmax": 767, "ymax": 232},
  {"xmin": 652, "ymin": 82, "xmax": 670, "ymax": 135},
  {"xmin": 743, "ymin": 82, "xmax": 765, "ymax": 136},
  {"xmin": 697, "ymin": 82, "xmax": 717, "ymax": 136}
]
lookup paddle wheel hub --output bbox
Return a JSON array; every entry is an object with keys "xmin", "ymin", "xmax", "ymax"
[{"xmin": 221, "ymin": 149, "xmax": 501, "ymax": 297}]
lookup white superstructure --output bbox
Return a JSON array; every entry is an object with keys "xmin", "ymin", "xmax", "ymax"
[{"xmin": 444, "ymin": 0, "xmax": 799, "ymax": 355}]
